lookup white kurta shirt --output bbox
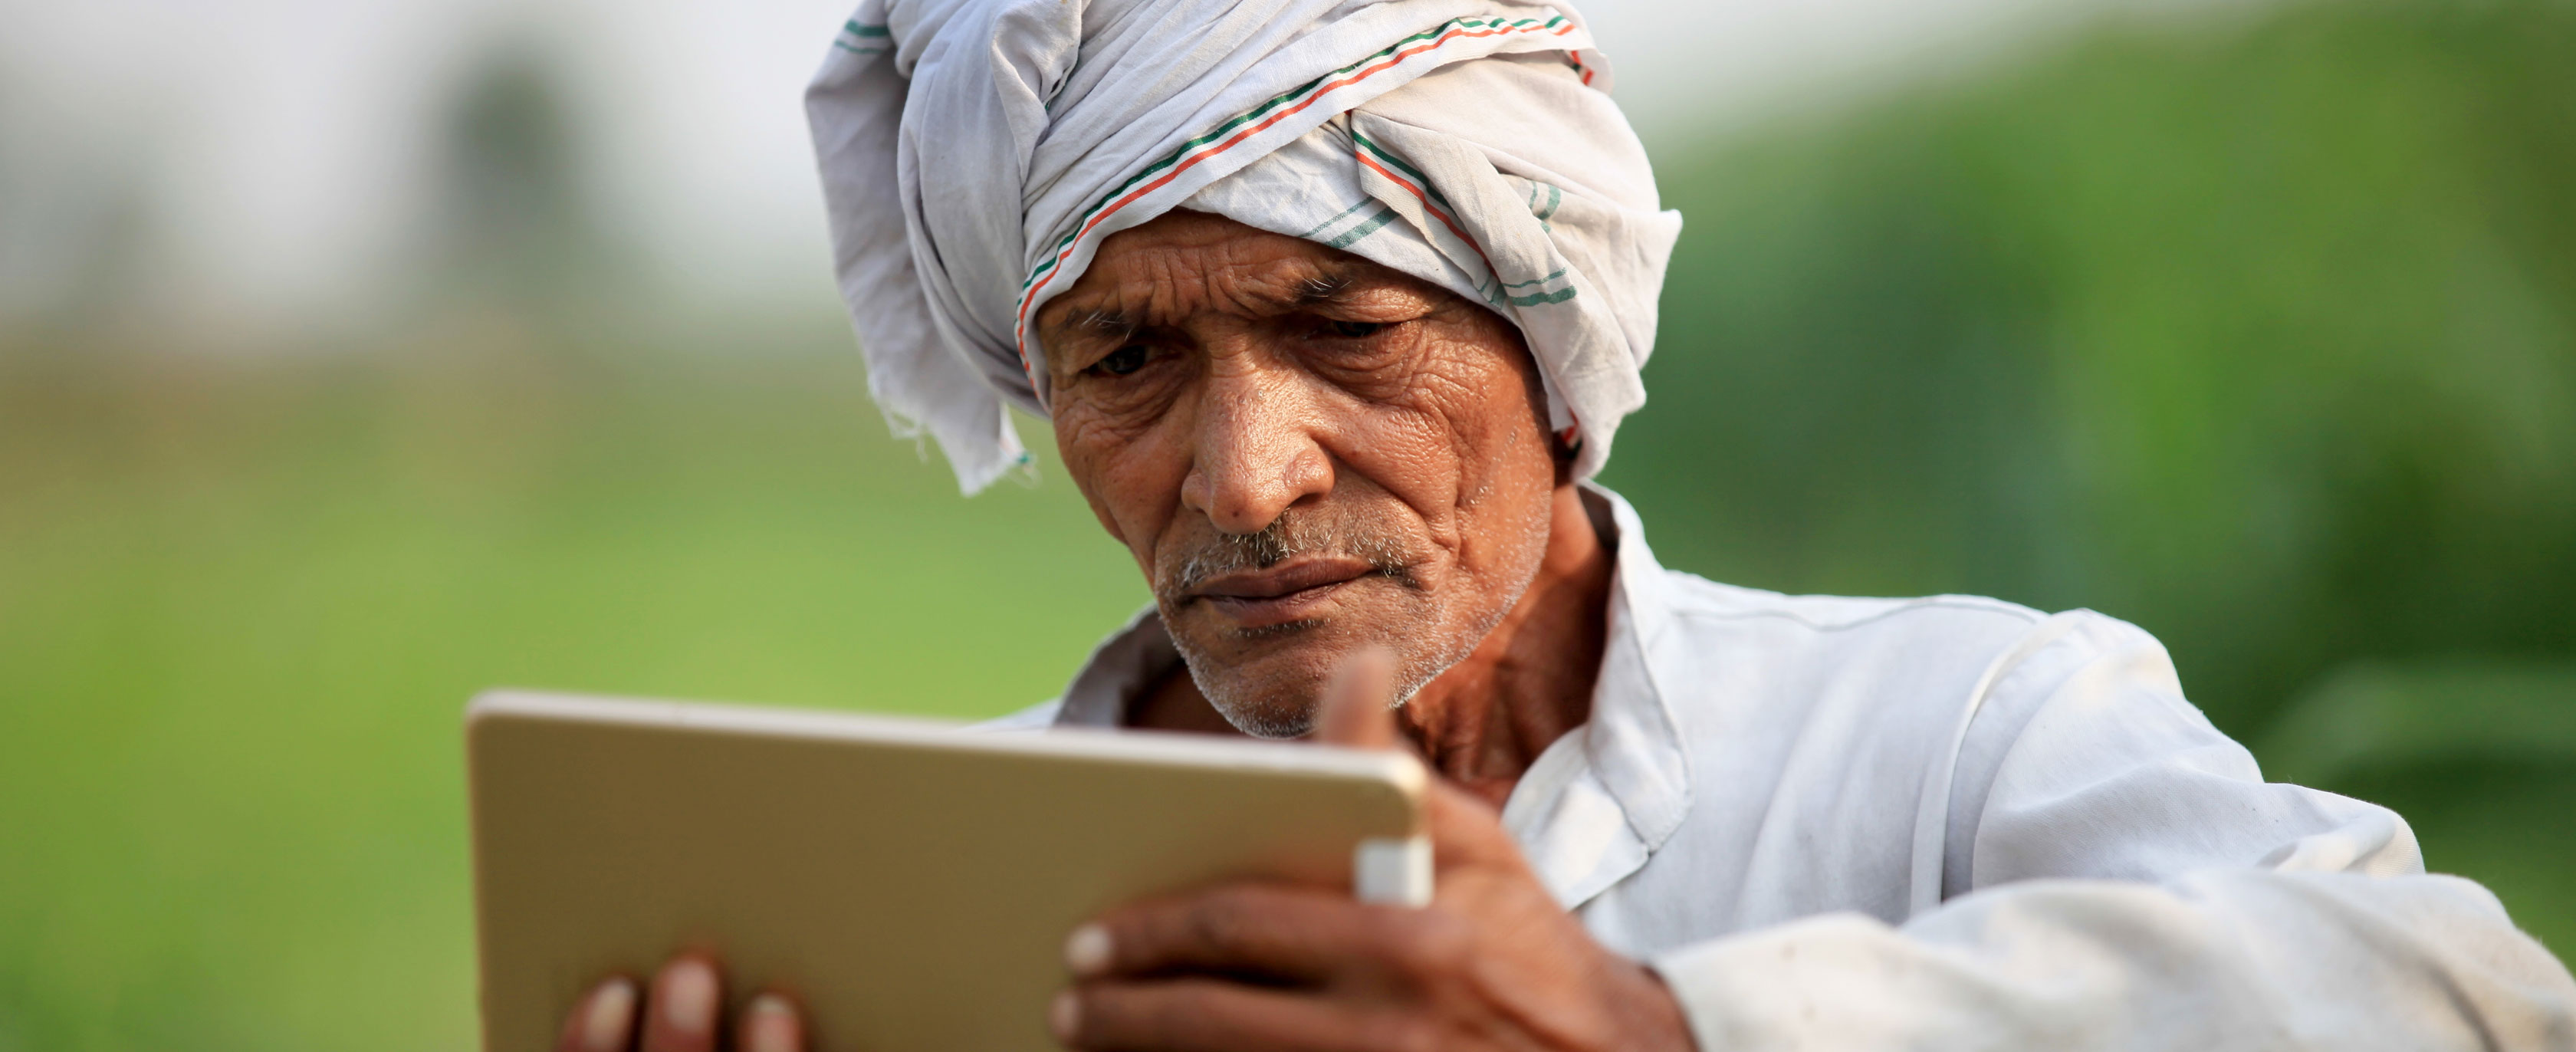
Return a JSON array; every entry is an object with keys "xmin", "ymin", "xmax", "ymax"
[{"xmin": 988, "ymin": 485, "xmax": 2576, "ymax": 1049}]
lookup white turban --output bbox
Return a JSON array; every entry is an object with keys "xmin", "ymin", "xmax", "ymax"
[{"xmin": 807, "ymin": 0, "xmax": 1680, "ymax": 492}]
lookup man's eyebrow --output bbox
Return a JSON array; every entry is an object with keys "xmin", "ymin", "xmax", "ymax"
[
  {"xmin": 1293, "ymin": 273, "xmax": 1355, "ymax": 306},
  {"xmin": 1050, "ymin": 306, "xmax": 1137, "ymax": 339},
  {"xmin": 1044, "ymin": 265, "xmax": 1385, "ymax": 340}
]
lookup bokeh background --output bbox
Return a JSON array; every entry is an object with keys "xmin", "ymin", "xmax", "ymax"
[{"xmin": 3, "ymin": 0, "xmax": 2570, "ymax": 1047}]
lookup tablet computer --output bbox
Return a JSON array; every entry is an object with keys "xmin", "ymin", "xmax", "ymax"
[{"xmin": 465, "ymin": 689, "xmax": 1428, "ymax": 1052}]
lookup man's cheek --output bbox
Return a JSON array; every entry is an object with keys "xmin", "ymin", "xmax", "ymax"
[
  {"xmin": 1054, "ymin": 406, "xmax": 1143, "ymax": 462},
  {"xmin": 1061, "ymin": 414, "xmax": 1173, "ymax": 533},
  {"xmin": 1404, "ymin": 350, "xmax": 1549, "ymax": 506},
  {"xmin": 1054, "ymin": 434, "xmax": 1127, "ymax": 547},
  {"xmin": 1342, "ymin": 417, "xmax": 1473, "ymax": 552}
]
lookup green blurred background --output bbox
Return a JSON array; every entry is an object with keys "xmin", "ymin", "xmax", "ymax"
[{"xmin": 2, "ymin": 0, "xmax": 2570, "ymax": 1047}]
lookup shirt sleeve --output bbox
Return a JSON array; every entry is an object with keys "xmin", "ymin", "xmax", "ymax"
[{"xmin": 1648, "ymin": 612, "xmax": 2576, "ymax": 1050}]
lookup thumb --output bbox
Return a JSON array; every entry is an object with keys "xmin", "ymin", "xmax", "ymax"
[{"xmin": 1313, "ymin": 645, "xmax": 1398, "ymax": 750}]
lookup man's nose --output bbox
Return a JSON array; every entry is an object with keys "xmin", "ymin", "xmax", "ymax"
[{"xmin": 1179, "ymin": 366, "xmax": 1334, "ymax": 535}]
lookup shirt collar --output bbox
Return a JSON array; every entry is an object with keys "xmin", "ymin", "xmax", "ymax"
[
  {"xmin": 1053, "ymin": 604, "xmax": 1170, "ymax": 728},
  {"xmin": 1046, "ymin": 483, "xmax": 1695, "ymax": 906},
  {"xmin": 1569, "ymin": 482, "xmax": 1694, "ymax": 853}
]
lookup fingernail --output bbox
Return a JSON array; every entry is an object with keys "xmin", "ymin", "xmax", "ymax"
[
  {"xmin": 1063, "ymin": 923, "xmax": 1113, "ymax": 977},
  {"xmin": 743, "ymin": 994, "xmax": 800, "ymax": 1052},
  {"xmin": 660, "ymin": 958, "xmax": 719, "ymax": 1036},
  {"xmin": 581, "ymin": 978, "xmax": 638, "ymax": 1052},
  {"xmin": 1048, "ymin": 989, "xmax": 1081, "ymax": 1043}
]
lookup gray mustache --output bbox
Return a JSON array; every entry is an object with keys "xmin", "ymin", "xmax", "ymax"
[{"xmin": 1159, "ymin": 513, "xmax": 1418, "ymax": 600}]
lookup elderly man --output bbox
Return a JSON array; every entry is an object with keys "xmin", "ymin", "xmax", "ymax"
[{"xmin": 551, "ymin": 1, "xmax": 2576, "ymax": 1050}]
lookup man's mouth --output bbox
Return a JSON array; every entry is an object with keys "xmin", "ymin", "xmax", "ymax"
[{"xmin": 1185, "ymin": 557, "xmax": 1378, "ymax": 629}]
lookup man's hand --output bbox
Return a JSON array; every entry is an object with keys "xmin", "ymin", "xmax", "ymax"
[
  {"xmin": 554, "ymin": 955, "xmax": 805, "ymax": 1052},
  {"xmin": 1050, "ymin": 651, "xmax": 1698, "ymax": 1052}
]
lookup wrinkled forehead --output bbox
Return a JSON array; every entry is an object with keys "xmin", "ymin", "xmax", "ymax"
[{"xmin": 1033, "ymin": 212, "xmax": 1436, "ymax": 337}]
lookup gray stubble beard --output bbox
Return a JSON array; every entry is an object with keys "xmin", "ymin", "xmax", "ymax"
[{"xmin": 1155, "ymin": 491, "xmax": 1555, "ymax": 739}]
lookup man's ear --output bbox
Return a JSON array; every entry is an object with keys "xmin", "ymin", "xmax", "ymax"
[{"xmin": 1551, "ymin": 427, "xmax": 1582, "ymax": 485}]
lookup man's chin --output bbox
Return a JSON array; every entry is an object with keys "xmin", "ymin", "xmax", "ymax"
[
  {"xmin": 1201, "ymin": 692, "xmax": 1319, "ymax": 739},
  {"xmin": 1162, "ymin": 587, "xmax": 1450, "ymax": 735},
  {"xmin": 1182, "ymin": 654, "xmax": 1332, "ymax": 738},
  {"xmin": 1165, "ymin": 622, "xmax": 1345, "ymax": 738}
]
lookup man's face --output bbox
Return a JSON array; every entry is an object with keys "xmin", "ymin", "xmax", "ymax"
[{"xmin": 1039, "ymin": 210, "xmax": 1562, "ymax": 737}]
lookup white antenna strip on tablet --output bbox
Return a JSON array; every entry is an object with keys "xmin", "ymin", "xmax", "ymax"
[{"xmin": 1355, "ymin": 837, "xmax": 1435, "ymax": 906}]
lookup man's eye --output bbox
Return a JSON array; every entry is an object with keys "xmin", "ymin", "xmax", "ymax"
[
  {"xmin": 1326, "ymin": 320, "xmax": 1387, "ymax": 339},
  {"xmin": 1089, "ymin": 345, "xmax": 1150, "ymax": 376}
]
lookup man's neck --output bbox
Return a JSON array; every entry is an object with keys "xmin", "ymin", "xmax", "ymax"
[
  {"xmin": 1393, "ymin": 483, "xmax": 1613, "ymax": 808},
  {"xmin": 1127, "ymin": 485, "xmax": 1616, "ymax": 809}
]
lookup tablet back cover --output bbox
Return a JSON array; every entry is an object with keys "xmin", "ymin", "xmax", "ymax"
[{"xmin": 465, "ymin": 689, "xmax": 1424, "ymax": 1052}]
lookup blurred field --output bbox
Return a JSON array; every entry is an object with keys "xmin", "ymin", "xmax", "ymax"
[
  {"xmin": 0, "ymin": 331, "xmax": 1148, "ymax": 1050},
  {"xmin": 4, "ymin": 0, "xmax": 2573, "ymax": 1047},
  {"xmin": 1608, "ymin": 0, "xmax": 2576, "ymax": 958},
  {"xmin": 1617, "ymin": 0, "xmax": 2576, "ymax": 718}
]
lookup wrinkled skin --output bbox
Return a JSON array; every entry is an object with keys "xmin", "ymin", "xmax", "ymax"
[
  {"xmin": 558, "ymin": 211, "xmax": 1695, "ymax": 1052},
  {"xmin": 1040, "ymin": 209, "xmax": 1562, "ymax": 740}
]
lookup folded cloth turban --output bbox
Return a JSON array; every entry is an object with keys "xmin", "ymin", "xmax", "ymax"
[{"xmin": 807, "ymin": 0, "xmax": 1681, "ymax": 492}]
